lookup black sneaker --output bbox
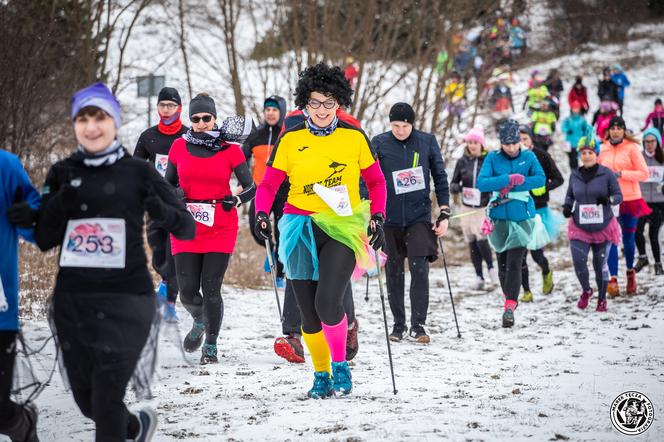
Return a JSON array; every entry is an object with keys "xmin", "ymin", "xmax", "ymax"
[
  {"xmin": 388, "ymin": 324, "xmax": 407, "ymax": 342},
  {"xmin": 634, "ymin": 256, "xmax": 649, "ymax": 273},
  {"xmin": 346, "ymin": 319, "xmax": 359, "ymax": 361},
  {"xmin": 0, "ymin": 402, "xmax": 38, "ymax": 442},
  {"xmin": 655, "ymin": 263, "xmax": 663, "ymax": 275},
  {"xmin": 200, "ymin": 343, "xmax": 218, "ymax": 365},
  {"xmin": 502, "ymin": 309, "xmax": 515, "ymax": 328},
  {"xmin": 183, "ymin": 321, "xmax": 205, "ymax": 353},
  {"xmin": 133, "ymin": 407, "xmax": 157, "ymax": 442},
  {"xmin": 409, "ymin": 325, "xmax": 430, "ymax": 344}
]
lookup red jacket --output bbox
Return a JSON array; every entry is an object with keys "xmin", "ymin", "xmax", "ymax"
[{"xmin": 568, "ymin": 86, "xmax": 589, "ymax": 111}]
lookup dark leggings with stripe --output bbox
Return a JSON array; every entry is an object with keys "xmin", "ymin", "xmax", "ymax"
[
  {"xmin": 571, "ymin": 240, "xmax": 611, "ymax": 300},
  {"xmin": 635, "ymin": 203, "xmax": 664, "ymax": 263}
]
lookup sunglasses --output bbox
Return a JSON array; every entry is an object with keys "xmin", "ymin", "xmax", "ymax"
[
  {"xmin": 191, "ymin": 115, "xmax": 213, "ymax": 123},
  {"xmin": 307, "ymin": 98, "xmax": 337, "ymax": 109}
]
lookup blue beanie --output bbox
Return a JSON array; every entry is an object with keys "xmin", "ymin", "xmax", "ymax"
[
  {"xmin": 71, "ymin": 82, "xmax": 122, "ymax": 129},
  {"xmin": 499, "ymin": 119, "xmax": 520, "ymax": 144},
  {"xmin": 643, "ymin": 127, "xmax": 662, "ymax": 147}
]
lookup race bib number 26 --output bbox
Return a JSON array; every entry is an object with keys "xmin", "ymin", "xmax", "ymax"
[
  {"xmin": 60, "ymin": 218, "xmax": 126, "ymax": 268},
  {"xmin": 392, "ymin": 166, "xmax": 426, "ymax": 195}
]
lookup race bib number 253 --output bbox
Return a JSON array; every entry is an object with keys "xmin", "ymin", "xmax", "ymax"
[{"xmin": 60, "ymin": 218, "xmax": 126, "ymax": 268}]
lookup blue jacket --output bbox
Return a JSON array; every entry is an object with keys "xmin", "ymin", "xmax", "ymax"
[
  {"xmin": 611, "ymin": 72, "xmax": 630, "ymax": 101},
  {"xmin": 372, "ymin": 129, "xmax": 449, "ymax": 227},
  {"xmin": 477, "ymin": 148, "xmax": 545, "ymax": 221},
  {"xmin": 509, "ymin": 26, "xmax": 525, "ymax": 48},
  {"xmin": 1, "ymin": 150, "xmax": 40, "ymax": 331},
  {"xmin": 561, "ymin": 114, "xmax": 593, "ymax": 149}
]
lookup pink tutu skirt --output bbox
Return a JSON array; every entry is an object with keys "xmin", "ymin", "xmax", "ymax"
[
  {"xmin": 567, "ymin": 216, "xmax": 621, "ymax": 245},
  {"xmin": 620, "ymin": 198, "xmax": 652, "ymax": 218}
]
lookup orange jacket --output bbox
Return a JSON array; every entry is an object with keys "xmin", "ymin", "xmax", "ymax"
[{"xmin": 598, "ymin": 139, "xmax": 649, "ymax": 201}]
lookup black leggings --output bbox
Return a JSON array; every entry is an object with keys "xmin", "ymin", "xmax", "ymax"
[
  {"xmin": 290, "ymin": 224, "xmax": 356, "ymax": 334},
  {"xmin": 635, "ymin": 203, "xmax": 664, "ymax": 263},
  {"xmin": 521, "ymin": 248, "xmax": 550, "ymax": 291},
  {"xmin": 497, "ymin": 247, "xmax": 527, "ymax": 301},
  {"xmin": 282, "ymin": 280, "xmax": 355, "ymax": 335},
  {"xmin": 469, "ymin": 238, "xmax": 494, "ymax": 278},
  {"xmin": 0, "ymin": 331, "xmax": 19, "ymax": 426},
  {"xmin": 52, "ymin": 291, "xmax": 154, "ymax": 441},
  {"xmin": 175, "ymin": 253, "xmax": 230, "ymax": 344}
]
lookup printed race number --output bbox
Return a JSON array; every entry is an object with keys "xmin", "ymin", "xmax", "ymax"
[
  {"xmin": 579, "ymin": 204, "xmax": 604, "ymax": 225},
  {"xmin": 462, "ymin": 187, "xmax": 482, "ymax": 206},
  {"xmin": 186, "ymin": 203, "xmax": 215, "ymax": 227},
  {"xmin": 392, "ymin": 166, "xmax": 426, "ymax": 195},
  {"xmin": 155, "ymin": 154, "xmax": 169, "ymax": 178},
  {"xmin": 60, "ymin": 218, "xmax": 126, "ymax": 268}
]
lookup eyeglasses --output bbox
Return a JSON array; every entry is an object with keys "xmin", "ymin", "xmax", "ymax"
[
  {"xmin": 307, "ymin": 98, "xmax": 337, "ymax": 109},
  {"xmin": 157, "ymin": 103, "xmax": 178, "ymax": 110},
  {"xmin": 191, "ymin": 115, "xmax": 213, "ymax": 123}
]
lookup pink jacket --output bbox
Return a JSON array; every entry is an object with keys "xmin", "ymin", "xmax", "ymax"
[{"xmin": 598, "ymin": 140, "xmax": 649, "ymax": 201}]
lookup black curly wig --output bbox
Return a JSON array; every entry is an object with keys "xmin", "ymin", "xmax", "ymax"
[{"xmin": 294, "ymin": 63, "xmax": 353, "ymax": 109}]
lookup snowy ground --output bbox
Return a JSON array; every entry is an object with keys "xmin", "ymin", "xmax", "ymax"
[{"xmin": 15, "ymin": 243, "xmax": 664, "ymax": 441}]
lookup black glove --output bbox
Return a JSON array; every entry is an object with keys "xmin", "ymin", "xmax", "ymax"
[
  {"xmin": 562, "ymin": 205, "xmax": 573, "ymax": 218},
  {"xmin": 436, "ymin": 207, "xmax": 451, "ymax": 227},
  {"xmin": 367, "ymin": 213, "xmax": 385, "ymax": 251},
  {"xmin": 449, "ymin": 182, "xmax": 461, "ymax": 194},
  {"xmin": 596, "ymin": 195, "xmax": 609, "ymax": 206},
  {"xmin": 144, "ymin": 196, "xmax": 165, "ymax": 220},
  {"xmin": 254, "ymin": 211, "xmax": 272, "ymax": 240},
  {"xmin": 221, "ymin": 195, "xmax": 239, "ymax": 212},
  {"xmin": 6, "ymin": 188, "xmax": 37, "ymax": 228}
]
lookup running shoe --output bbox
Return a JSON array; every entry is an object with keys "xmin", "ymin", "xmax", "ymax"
[
  {"xmin": 502, "ymin": 309, "xmax": 514, "ymax": 328},
  {"xmin": 133, "ymin": 407, "xmax": 157, "ymax": 442},
  {"xmin": 274, "ymin": 334, "xmax": 305, "ymax": 363},
  {"xmin": 183, "ymin": 321, "xmax": 205, "ymax": 353},
  {"xmin": 655, "ymin": 263, "xmax": 664, "ymax": 275},
  {"xmin": 634, "ymin": 256, "xmax": 649, "ymax": 273},
  {"xmin": 388, "ymin": 324, "xmax": 407, "ymax": 342},
  {"xmin": 346, "ymin": 319, "xmax": 359, "ymax": 361},
  {"xmin": 307, "ymin": 371, "xmax": 334, "ymax": 399},
  {"xmin": 331, "ymin": 361, "xmax": 352, "ymax": 396},
  {"xmin": 542, "ymin": 270, "xmax": 554, "ymax": 294},
  {"xmin": 409, "ymin": 325, "xmax": 430, "ymax": 344},
  {"xmin": 577, "ymin": 289, "xmax": 592, "ymax": 310},
  {"xmin": 607, "ymin": 277, "xmax": 620, "ymax": 297},
  {"xmin": 200, "ymin": 343, "xmax": 218, "ymax": 365},
  {"xmin": 520, "ymin": 290, "xmax": 533, "ymax": 303},
  {"xmin": 596, "ymin": 298, "xmax": 608, "ymax": 312},
  {"xmin": 626, "ymin": 269, "xmax": 637, "ymax": 295}
]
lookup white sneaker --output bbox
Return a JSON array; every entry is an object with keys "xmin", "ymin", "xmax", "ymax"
[
  {"xmin": 472, "ymin": 276, "xmax": 485, "ymax": 290},
  {"xmin": 488, "ymin": 267, "xmax": 499, "ymax": 288}
]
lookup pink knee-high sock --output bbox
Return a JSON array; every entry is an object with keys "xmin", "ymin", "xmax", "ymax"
[
  {"xmin": 321, "ymin": 314, "xmax": 348, "ymax": 363},
  {"xmin": 504, "ymin": 299, "xmax": 518, "ymax": 311}
]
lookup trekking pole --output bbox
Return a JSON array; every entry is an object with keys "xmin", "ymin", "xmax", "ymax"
[
  {"xmin": 374, "ymin": 249, "xmax": 398, "ymax": 395},
  {"xmin": 364, "ymin": 274, "xmax": 370, "ymax": 302},
  {"xmin": 265, "ymin": 239, "xmax": 283, "ymax": 322},
  {"xmin": 438, "ymin": 237, "xmax": 461, "ymax": 338}
]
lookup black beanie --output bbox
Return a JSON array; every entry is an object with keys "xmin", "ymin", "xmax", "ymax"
[
  {"xmin": 608, "ymin": 115, "xmax": 626, "ymax": 130},
  {"xmin": 157, "ymin": 87, "xmax": 181, "ymax": 105},
  {"xmin": 389, "ymin": 102, "xmax": 415, "ymax": 124},
  {"xmin": 189, "ymin": 94, "xmax": 217, "ymax": 118}
]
